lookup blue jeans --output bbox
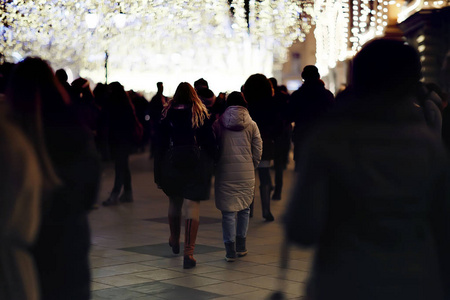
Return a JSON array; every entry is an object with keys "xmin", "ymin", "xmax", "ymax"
[{"xmin": 221, "ymin": 208, "xmax": 250, "ymax": 243}]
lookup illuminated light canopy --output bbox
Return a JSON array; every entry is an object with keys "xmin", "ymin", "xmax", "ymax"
[{"xmin": 1, "ymin": 0, "xmax": 316, "ymax": 94}]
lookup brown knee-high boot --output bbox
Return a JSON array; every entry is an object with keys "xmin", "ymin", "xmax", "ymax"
[
  {"xmin": 183, "ymin": 219, "xmax": 199, "ymax": 269},
  {"xmin": 168, "ymin": 214, "xmax": 181, "ymax": 254}
]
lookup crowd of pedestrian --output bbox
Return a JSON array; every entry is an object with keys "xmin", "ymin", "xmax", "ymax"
[{"xmin": 1, "ymin": 36, "xmax": 450, "ymax": 299}]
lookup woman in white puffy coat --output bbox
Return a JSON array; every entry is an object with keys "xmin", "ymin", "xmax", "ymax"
[{"xmin": 213, "ymin": 92, "xmax": 262, "ymax": 261}]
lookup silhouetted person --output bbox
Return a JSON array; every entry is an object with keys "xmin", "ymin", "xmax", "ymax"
[
  {"xmin": 269, "ymin": 77, "xmax": 292, "ymax": 200},
  {"xmin": 284, "ymin": 38, "xmax": 450, "ymax": 300},
  {"xmin": 71, "ymin": 77, "xmax": 100, "ymax": 133},
  {"xmin": 148, "ymin": 82, "xmax": 168, "ymax": 158},
  {"xmin": 213, "ymin": 91, "xmax": 227, "ymax": 117},
  {"xmin": 129, "ymin": 90, "xmax": 150, "ymax": 152},
  {"xmin": 0, "ymin": 84, "xmax": 42, "ymax": 300},
  {"xmin": 289, "ymin": 65, "xmax": 334, "ymax": 171},
  {"xmin": 93, "ymin": 82, "xmax": 111, "ymax": 161},
  {"xmin": 243, "ymin": 74, "xmax": 278, "ymax": 221},
  {"xmin": 102, "ymin": 82, "xmax": 142, "ymax": 205},
  {"xmin": 7, "ymin": 57, "xmax": 100, "ymax": 300},
  {"xmin": 55, "ymin": 68, "xmax": 73, "ymax": 95},
  {"xmin": 194, "ymin": 77, "xmax": 209, "ymax": 91}
]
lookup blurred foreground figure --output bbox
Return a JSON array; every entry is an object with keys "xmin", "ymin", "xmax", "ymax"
[
  {"xmin": 7, "ymin": 57, "xmax": 100, "ymax": 300},
  {"xmin": 0, "ymin": 65, "xmax": 42, "ymax": 300},
  {"xmin": 284, "ymin": 39, "xmax": 450, "ymax": 300}
]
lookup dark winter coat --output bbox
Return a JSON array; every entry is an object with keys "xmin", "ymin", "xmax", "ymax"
[
  {"xmin": 289, "ymin": 80, "xmax": 334, "ymax": 160},
  {"xmin": 155, "ymin": 105, "xmax": 217, "ymax": 200},
  {"xmin": 247, "ymin": 96, "xmax": 280, "ymax": 161},
  {"xmin": 284, "ymin": 98, "xmax": 450, "ymax": 300}
]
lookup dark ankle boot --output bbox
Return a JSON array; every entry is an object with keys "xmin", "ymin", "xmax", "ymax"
[
  {"xmin": 168, "ymin": 215, "xmax": 181, "ymax": 254},
  {"xmin": 102, "ymin": 192, "xmax": 119, "ymax": 206},
  {"xmin": 260, "ymin": 185, "xmax": 274, "ymax": 221},
  {"xmin": 119, "ymin": 190, "xmax": 134, "ymax": 203},
  {"xmin": 183, "ymin": 255, "xmax": 196, "ymax": 269},
  {"xmin": 272, "ymin": 187, "xmax": 281, "ymax": 200},
  {"xmin": 236, "ymin": 236, "xmax": 248, "ymax": 257},
  {"xmin": 183, "ymin": 219, "xmax": 199, "ymax": 269},
  {"xmin": 224, "ymin": 242, "xmax": 236, "ymax": 262}
]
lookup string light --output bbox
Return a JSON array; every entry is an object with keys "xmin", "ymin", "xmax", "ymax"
[
  {"xmin": 314, "ymin": 0, "xmax": 402, "ymax": 78},
  {"xmin": 1, "ymin": 0, "xmax": 316, "ymax": 94},
  {"xmin": 398, "ymin": 0, "xmax": 449, "ymax": 22}
]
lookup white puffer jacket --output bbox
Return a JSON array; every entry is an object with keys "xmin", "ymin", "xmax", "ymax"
[{"xmin": 213, "ymin": 106, "xmax": 262, "ymax": 212}]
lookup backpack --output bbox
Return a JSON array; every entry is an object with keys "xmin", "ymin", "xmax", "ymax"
[{"xmin": 167, "ymin": 122, "xmax": 201, "ymax": 169}]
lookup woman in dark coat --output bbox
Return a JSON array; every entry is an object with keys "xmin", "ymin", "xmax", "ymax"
[
  {"xmin": 243, "ymin": 74, "xmax": 279, "ymax": 221},
  {"xmin": 154, "ymin": 82, "xmax": 216, "ymax": 269},
  {"xmin": 102, "ymin": 82, "xmax": 142, "ymax": 205},
  {"xmin": 7, "ymin": 57, "xmax": 100, "ymax": 300}
]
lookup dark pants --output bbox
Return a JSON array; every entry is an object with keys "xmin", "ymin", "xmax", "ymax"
[
  {"xmin": 112, "ymin": 144, "xmax": 132, "ymax": 193},
  {"xmin": 258, "ymin": 167, "xmax": 273, "ymax": 217},
  {"xmin": 273, "ymin": 129, "xmax": 291, "ymax": 194},
  {"xmin": 33, "ymin": 214, "xmax": 91, "ymax": 300},
  {"xmin": 258, "ymin": 166, "xmax": 272, "ymax": 187}
]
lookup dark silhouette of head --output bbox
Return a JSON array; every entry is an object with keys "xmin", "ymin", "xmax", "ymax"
[
  {"xmin": 194, "ymin": 78, "xmax": 208, "ymax": 90},
  {"xmin": 7, "ymin": 57, "xmax": 69, "ymax": 115},
  {"xmin": 352, "ymin": 38, "xmax": 422, "ymax": 98},
  {"xmin": 269, "ymin": 77, "xmax": 278, "ymax": 88},
  {"xmin": 55, "ymin": 68, "xmax": 68, "ymax": 84},
  {"xmin": 93, "ymin": 83, "xmax": 108, "ymax": 107},
  {"xmin": 7, "ymin": 56, "xmax": 66, "ymax": 189},
  {"xmin": 72, "ymin": 77, "xmax": 89, "ymax": 90},
  {"xmin": 108, "ymin": 81, "xmax": 133, "ymax": 109},
  {"xmin": 157, "ymin": 82, "xmax": 163, "ymax": 93},
  {"xmin": 301, "ymin": 65, "xmax": 320, "ymax": 81},
  {"xmin": 226, "ymin": 91, "xmax": 248, "ymax": 108},
  {"xmin": 243, "ymin": 73, "xmax": 273, "ymax": 104},
  {"xmin": 197, "ymin": 87, "xmax": 216, "ymax": 108}
]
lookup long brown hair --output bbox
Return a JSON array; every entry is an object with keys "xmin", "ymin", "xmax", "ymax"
[{"xmin": 162, "ymin": 82, "xmax": 210, "ymax": 128}]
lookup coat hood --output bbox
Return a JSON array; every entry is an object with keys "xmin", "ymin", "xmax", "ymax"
[{"xmin": 219, "ymin": 106, "xmax": 252, "ymax": 131}]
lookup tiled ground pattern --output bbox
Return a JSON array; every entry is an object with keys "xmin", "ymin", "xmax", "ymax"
[{"xmin": 89, "ymin": 151, "xmax": 312, "ymax": 300}]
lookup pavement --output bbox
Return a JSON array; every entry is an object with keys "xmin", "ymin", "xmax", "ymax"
[{"xmin": 88, "ymin": 150, "xmax": 312, "ymax": 300}]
